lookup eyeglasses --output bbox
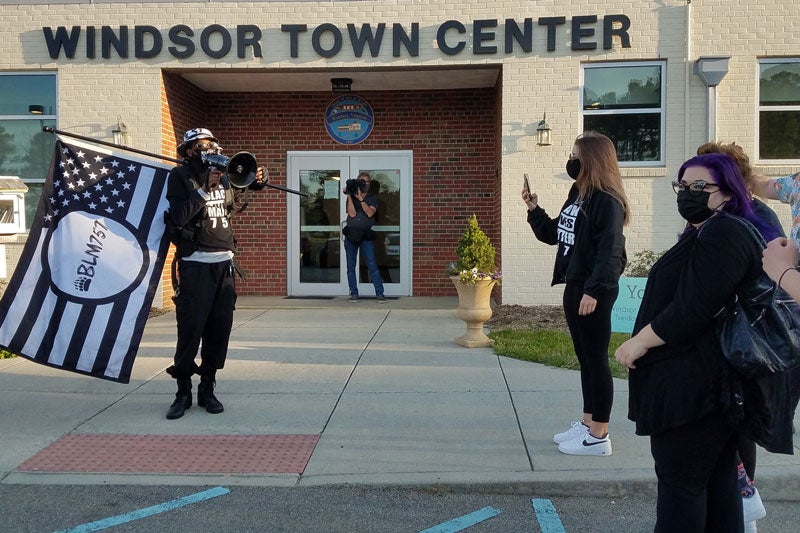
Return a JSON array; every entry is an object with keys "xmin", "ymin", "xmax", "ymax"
[
  {"xmin": 671, "ymin": 179, "xmax": 719, "ymax": 194},
  {"xmin": 194, "ymin": 141, "xmax": 221, "ymax": 153}
]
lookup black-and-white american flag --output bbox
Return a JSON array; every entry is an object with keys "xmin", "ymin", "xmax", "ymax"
[{"xmin": 0, "ymin": 138, "xmax": 173, "ymax": 383}]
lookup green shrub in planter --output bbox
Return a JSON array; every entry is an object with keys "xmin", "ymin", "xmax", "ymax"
[{"xmin": 451, "ymin": 214, "xmax": 501, "ymax": 284}]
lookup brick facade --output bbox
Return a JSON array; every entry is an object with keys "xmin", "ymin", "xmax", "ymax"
[{"xmin": 163, "ymin": 75, "xmax": 500, "ymax": 298}]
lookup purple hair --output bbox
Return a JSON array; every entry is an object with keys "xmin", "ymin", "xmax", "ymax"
[{"xmin": 678, "ymin": 153, "xmax": 780, "ymax": 241}]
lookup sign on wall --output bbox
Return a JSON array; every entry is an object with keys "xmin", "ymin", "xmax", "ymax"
[
  {"xmin": 40, "ymin": 16, "xmax": 632, "ymax": 61},
  {"xmin": 324, "ymin": 95, "xmax": 374, "ymax": 145},
  {"xmin": 611, "ymin": 276, "xmax": 647, "ymax": 334}
]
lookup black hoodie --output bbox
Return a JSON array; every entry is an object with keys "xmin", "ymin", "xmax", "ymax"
[{"xmin": 527, "ymin": 184, "xmax": 627, "ymax": 298}]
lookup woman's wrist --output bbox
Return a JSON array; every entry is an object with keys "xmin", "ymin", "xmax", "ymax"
[{"xmin": 778, "ymin": 266, "xmax": 798, "ymax": 289}]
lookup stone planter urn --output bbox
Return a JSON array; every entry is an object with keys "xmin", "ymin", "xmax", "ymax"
[{"xmin": 451, "ymin": 275, "xmax": 496, "ymax": 348}]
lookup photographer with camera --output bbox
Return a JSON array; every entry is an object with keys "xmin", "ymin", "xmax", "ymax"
[
  {"xmin": 163, "ymin": 127, "xmax": 266, "ymax": 420},
  {"xmin": 343, "ymin": 171, "xmax": 385, "ymax": 303}
]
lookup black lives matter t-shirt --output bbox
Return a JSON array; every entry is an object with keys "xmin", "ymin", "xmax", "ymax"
[
  {"xmin": 195, "ymin": 184, "xmax": 236, "ymax": 253},
  {"xmin": 553, "ymin": 200, "xmax": 581, "ymax": 281}
]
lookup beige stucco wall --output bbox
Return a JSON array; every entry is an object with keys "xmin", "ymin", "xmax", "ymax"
[{"xmin": 1, "ymin": 0, "xmax": 798, "ymax": 304}]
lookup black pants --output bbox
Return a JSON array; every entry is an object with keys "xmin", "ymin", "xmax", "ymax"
[
  {"xmin": 562, "ymin": 283, "xmax": 616, "ymax": 424},
  {"xmin": 651, "ymin": 413, "xmax": 742, "ymax": 533},
  {"xmin": 168, "ymin": 260, "xmax": 236, "ymax": 379}
]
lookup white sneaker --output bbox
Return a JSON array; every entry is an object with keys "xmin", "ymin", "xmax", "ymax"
[
  {"xmin": 558, "ymin": 432, "xmax": 612, "ymax": 456},
  {"xmin": 744, "ymin": 521, "xmax": 758, "ymax": 533},
  {"xmin": 742, "ymin": 487, "xmax": 766, "ymax": 522},
  {"xmin": 553, "ymin": 421, "xmax": 589, "ymax": 444}
]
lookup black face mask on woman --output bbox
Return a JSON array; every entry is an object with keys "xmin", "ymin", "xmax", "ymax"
[
  {"xmin": 676, "ymin": 189, "xmax": 715, "ymax": 224},
  {"xmin": 566, "ymin": 158, "xmax": 581, "ymax": 180}
]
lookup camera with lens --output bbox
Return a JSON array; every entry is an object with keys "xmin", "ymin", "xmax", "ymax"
[{"xmin": 345, "ymin": 178, "xmax": 369, "ymax": 195}]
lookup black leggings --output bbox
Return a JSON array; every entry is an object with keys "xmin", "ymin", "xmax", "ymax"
[
  {"xmin": 651, "ymin": 413, "xmax": 742, "ymax": 532},
  {"xmin": 562, "ymin": 283, "xmax": 617, "ymax": 424}
]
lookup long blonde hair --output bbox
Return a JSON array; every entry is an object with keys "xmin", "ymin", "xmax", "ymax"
[{"xmin": 573, "ymin": 132, "xmax": 630, "ymax": 225}]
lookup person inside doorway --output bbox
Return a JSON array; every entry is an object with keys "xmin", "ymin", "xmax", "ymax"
[{"xmin": 344, "ymin": 171, "xmax": 385, "ymax": 302}]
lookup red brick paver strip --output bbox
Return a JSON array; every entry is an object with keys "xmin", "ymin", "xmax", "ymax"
[{"xmin": 17, "ymin": 434, "xmax": 319, "ymax": 474}]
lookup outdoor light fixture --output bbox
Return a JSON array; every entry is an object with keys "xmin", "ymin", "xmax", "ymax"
[
  {"xmin": 28, "ymin": 105, "xmax": 44, "ymax": 115},
  {"xmin": 536, "ymin": 113, "xmax": 552, "ymax": 146},
  {"xmin": 331, "ymin": 77, "xmax": 353, "ymax": 93},
  {"xmin": 112, "ymin": 116, "xmax": 129, "ymax": 145}
]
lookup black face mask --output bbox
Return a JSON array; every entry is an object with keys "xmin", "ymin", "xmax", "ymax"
[
  {"xmin": 676, "ymin": 190, "xmax": 715, "ymax": 224},
  {"xmin": 566, "ymin": 158, "xmax": 581, "ymax": 180},
  {"xmin": 187, "ymin": 151, "xmax": 207, "ymax": 175}
]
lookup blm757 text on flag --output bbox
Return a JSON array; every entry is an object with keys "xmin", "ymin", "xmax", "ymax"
[{"xmin": 0, "ymin": 138, "xmax": 173, "ymax": 383}]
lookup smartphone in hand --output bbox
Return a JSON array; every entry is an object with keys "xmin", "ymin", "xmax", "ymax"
[{"xmin": 523, "ymin": 174, "xmax": 531, "ymax": 196}]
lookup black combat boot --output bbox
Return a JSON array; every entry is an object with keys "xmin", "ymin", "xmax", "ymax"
[
  {"xmin": 166, "ymin": 377, "xmax": 192, "ymax": 420},
  {"xmin": 197, "ymin": 374, "xmax": 224, "ymax": 414}
]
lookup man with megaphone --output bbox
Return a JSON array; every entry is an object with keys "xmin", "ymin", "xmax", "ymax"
[{"xmin": 162, "ymin": 127, "xmax": 267, "ymax": 420}]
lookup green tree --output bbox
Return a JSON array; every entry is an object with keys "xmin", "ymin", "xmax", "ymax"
[{"xmin": 0, "ymin": 126, "xmax": 14, "ymax": 169}]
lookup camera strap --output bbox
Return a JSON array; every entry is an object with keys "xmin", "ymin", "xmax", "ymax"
[{"xmin": 352, "ymin": 194, "xmax": 365, "ymax": 214}]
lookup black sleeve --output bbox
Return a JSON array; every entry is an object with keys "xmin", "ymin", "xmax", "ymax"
[
  {"xmin": 583, "ymin": 193, "xmax": 627, "ymax": 298},
  {"xmin": 526, "ymin": 200, "xmax": 564, "ymax": 246},
  {"xmin": 650, "ymin": 216, "xmax": 760, "ymax": 345},
  {"xmin": 166, "ymin": 167, "xmax": 206, "ymax": 228}
]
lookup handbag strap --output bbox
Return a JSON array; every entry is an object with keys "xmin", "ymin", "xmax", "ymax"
[
  {"xmin": 716, "ymin": 213, "xmax": 782, "ymax": 305},
  {"xmin": 720, "ymin": 213, "xmax": 767, "ymax": 248}
]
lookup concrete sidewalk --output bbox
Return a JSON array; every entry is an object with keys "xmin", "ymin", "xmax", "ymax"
[{"xmin": 1, "ymin": 296, "xmax": 798, "ymax": 499}]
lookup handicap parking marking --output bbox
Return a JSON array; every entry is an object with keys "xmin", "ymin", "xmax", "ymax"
[
  {"xmin": 53, "ymin": 486, "xmax": 231, "ymax": 533},
  {"xmin": 531, "ymin": 498, "xmax": 566, "ymax": 533},
  {"xmin": 419, "ymin": 506, "xmax": 502, "ymax": 532}
]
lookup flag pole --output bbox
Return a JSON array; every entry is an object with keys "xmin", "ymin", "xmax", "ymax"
[
  {"xmin": 42, "ymin": 126, "xmax": 307, "ymax": 197},
  {"xmin": 43, "ymin": 126, "xmax": 184, "ymax": 164}
]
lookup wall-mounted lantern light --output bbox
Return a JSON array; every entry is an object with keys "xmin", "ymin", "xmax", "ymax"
[
  {"xmin": 331, "ymin": 78, "xmax": 353, "ymax": 93},
  {"xmin": 112, "ymin": 117, "xmax": 129, "ymax": 145},
  {"xmin": 536, "ymin": 113, "xmax": 552, "ymax": 146}
]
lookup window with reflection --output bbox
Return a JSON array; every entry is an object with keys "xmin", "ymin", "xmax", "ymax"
[
  {"xmin": 298, "ymin": 169, "xmax": 341, "ymax": 283},
  {"xmin": 759, "ymin": 59, "xmax": 800, "ymax": 161},
  {"xmin": 357, "ymin": 168, "xmax": 401, "ymax": 284},
  {"xmin": 0, "ymin": 72, "xmax": 57, "ymax": 229},
  {"xmin": 582, "ymin": 62, "xmax": 665, "ymax": 165}
]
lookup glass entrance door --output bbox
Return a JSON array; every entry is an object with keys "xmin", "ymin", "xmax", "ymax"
[{"xmin": 287, "ymin": 151, "xmax": 412, "ymax": 297}]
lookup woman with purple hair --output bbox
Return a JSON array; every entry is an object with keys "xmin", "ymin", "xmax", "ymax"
[{"xmin": 614, "ymin": 153, "xmax": 783, "ymax": 531}]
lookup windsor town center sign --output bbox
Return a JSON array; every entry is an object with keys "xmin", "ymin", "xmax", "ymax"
[{"xmin": 42, "ymin": 16, "xmax": 632, "ymax": 60}]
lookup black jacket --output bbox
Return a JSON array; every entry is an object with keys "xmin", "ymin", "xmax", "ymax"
[
  {"xmin": 527, "ymin": 185, "xmax": 627, "ymax": 298},
  {"xmin": 628, "ymin": 215, "xmax": 762, "ymax": 436}
]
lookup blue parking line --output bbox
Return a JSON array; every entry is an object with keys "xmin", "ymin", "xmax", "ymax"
[
  {"xmin": 419, "ymin": 506, "xmax": 502, "ymax": 532},
  {"xmin": 54, "ymin": 486, "xmax": 231, "ymax": 533},
  {"xmin": 531, "ymin": 498, "xmax": 566, "ymax": 533}
]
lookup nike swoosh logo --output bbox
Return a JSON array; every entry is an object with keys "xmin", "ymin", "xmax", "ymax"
[{"xmin": 582, "ymin": 439, "xmax": 608, "ymax": 446}]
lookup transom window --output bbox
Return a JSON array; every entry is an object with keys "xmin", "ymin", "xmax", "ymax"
[
  {"xmin": 0, "ymin": 72, "xmax": 57, "ymax": 229},
  {"xmin": 581, "ymin": 61, "xmax": 665, "ymax": 165},
  {"xmin": 759, "ymin": 58, "xmax": 800, "ymax": 162}
]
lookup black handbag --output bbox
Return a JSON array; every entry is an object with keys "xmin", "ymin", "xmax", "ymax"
[
  {"xmin": 714, "ymin": 216, "xmax": 800, "ymax": 378},
  {"xmin": 342, "ymin": 225, "xmax": 374, "ymax": 244}
]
